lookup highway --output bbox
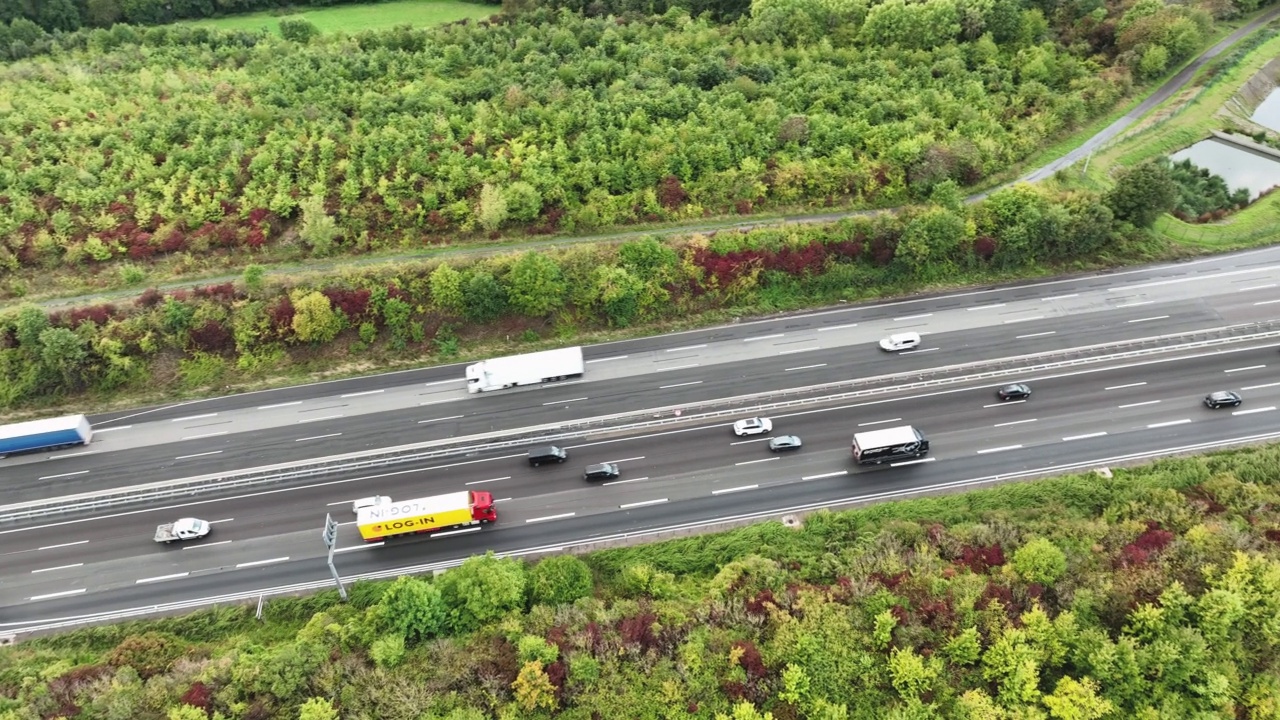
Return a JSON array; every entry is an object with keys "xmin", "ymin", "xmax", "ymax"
[
  {"xmin": 6, "ymin": 246, "xmax": 1280, "ymax": 504},
  {"xmin": 4, "ymin": 338, "xmax": 1280, "ymax": 627}
]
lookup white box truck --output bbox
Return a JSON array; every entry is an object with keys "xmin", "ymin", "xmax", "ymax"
[{"xmin": 465, "ymin": 346, "xmax": 585, "ymax": 394}]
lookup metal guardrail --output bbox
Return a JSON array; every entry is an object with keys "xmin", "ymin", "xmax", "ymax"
[{"xmin": 3, "ymin": 322, "xmax": 1279, "ymax": 525}]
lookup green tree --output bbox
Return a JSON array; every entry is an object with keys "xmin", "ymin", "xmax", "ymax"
[
  {"xmin": 290, "ymin": 291, "xmax": 344, "ymax": 343},
  {"xmin": 167, "ymin": 704, "xmax": 208, "ymax": 720},
  {"xmin": 477, "ymin": 183, "xmax": 509, "ymax": 232},
  {"xmin": 297, "ymin": 697, "xmax": 339, "ymax": 720},
  {"xmin": 716, "ymin": 701, "xmax": 775, "ymax": 720},
  {"xmin": 527, "ymin": 554, "xmax": 594, "ymax": 607},
  {"xmin": 372, "ymin": 576, "xmax": 448, "ymax": 643},
  {"xmin": 517, "ymin": 634, "xmax": 560, "ymax": 665},
  {"xmin": 896, "ymin": 207, "xmax": 967, "ymax": 278},
  {"xmin": 1042, "ymin": 676, "xmax": 1113, "ymax": 720},
  {"xmin": 430, "ymin": 263, "xmax": 465, "ymax": 313},
  {"xmin": 14, "ymin": 304, "xmax": 49, "ymax": 350},
  {"xmin": 1010, "ymin": 537, "xmax": 1068, "ymax": 586},
  {"xmin": 1104, "ymin": 160, "xmax": 1177, "ymax": 228},
  {"xmin": 461, "ymin": 270, "xmax": 508, "ymax": 323},
  {"xmin": 437, "ymin": 552, "xmax": 527, "ymax": 632},
  {"xmin": 504, "ymin": 181, "xmax": 543, "ymax": 222},
  {"xmin": 279, "ymin": 18, "xmax": 319, "ymax": 44},
  {"xmin": 85, "ymin": 0, "xmax": 124, "ymax": 25},
  {"xmin": 506, "ymin": 251, "xmax": 566, "ymax": 317},
  {"xmin": 298, "ymin": 195, "xmax": 340, "ymax": 256},
  {"xmin": 618, "ymin": 236, "xmax": 679, "ymax": 282},
  {"xmin": 592, "ymin": 265, "xmax": 644, "ymax": 327},
  {"xmin": 242, "ymin": 264, "xmax": 266, "ymax": 292},
  {"xmin": 39, "ymin": 327, "xmax": 89, "ymax": 389},
  {"xmin": 888, "ymin": 647, "xmax": 941, "ymax": 702}
]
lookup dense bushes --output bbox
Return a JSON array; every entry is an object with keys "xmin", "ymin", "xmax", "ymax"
[
  {"xmin": 7, "ymin": 442, "xmax": 1280, "ymax": 717},
  {"xmin": 0, "ymin": 0, "xmax": 1200, "ymax": 270},
  {"xmin": 0, "ymin": 182, "xmax": 1149, "ymax": 409}
]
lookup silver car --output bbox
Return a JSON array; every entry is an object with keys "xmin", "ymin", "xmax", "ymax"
[{"xmin": 768, "ymin": 435, "xmax": 803, "ymax": 452}]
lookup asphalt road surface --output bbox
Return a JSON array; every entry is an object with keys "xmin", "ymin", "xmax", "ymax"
[{"xmin": 5, "ymin": 338, "xmax": 1280, "ymax": 626}]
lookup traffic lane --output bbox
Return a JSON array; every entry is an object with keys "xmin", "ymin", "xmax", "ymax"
[
  {"xmin": 10, "ymin": 340, "xmax": 1277, "ymax": 546},
  {"xmin": 3, "ymin": 295, "xmax": 1233, "ymax": 500},
  {"xmin": 12, "ymin": 345, "xmax": 1279, "ymax": 569},
  {"xmin": 11, "ymin": 411, "xmax": 1280, "ymax": 626}
]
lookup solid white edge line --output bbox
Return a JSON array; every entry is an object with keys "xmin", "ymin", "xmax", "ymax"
[
  {"xmin": 525, "ymin": 512, "xmax": 576, "ymax": 524},
  {"xmin": 713, "ymin": 484, "xmax": 760, "ymax": 495},
  {"xmin": 31, "ymin": 563, "xmax": 84, "ymax": 574},
  {"xmin": 977, "ymin": 445, "xmax": 1024, "ymax": 454},
  {"xmin": 258, "ymin": 401, "xmax": 303, "ymax": 410},
  {"xmin": 136, "ymin": 572, "xmax": 190, "ymax": 584},
  {"xmin": 1063, "ymin": 432, "xmax": 1108, "ymax": 441},
  {"xmin": 802, "ymin": 470, "xmax": 849, "ymax": 480},
  {"xmin": 1148, "ymin": 419, "xmax": 1191, "ymax": 428},
  {"xmin": 620, "ymin": 498, "xmax": 669, "ymax": 509},
  {"xmin": 1233, "ymin": 406, "xmax": 1276, "ymax": 416},
  {"xmin": 236, "ymin": 556, "xmax": 289, "ymax": 568}
]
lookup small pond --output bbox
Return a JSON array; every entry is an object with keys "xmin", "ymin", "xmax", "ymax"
[
  {"xmin": 1252, "ymin": 87, "xmax": 1280, "ymax": 133},
  {"xmin": 1169, "ymin": 137, "xmax": 1280, "ymax": 200}
]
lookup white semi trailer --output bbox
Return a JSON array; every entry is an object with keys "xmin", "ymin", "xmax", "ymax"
[{"xmin": 465, "ymin": 347, "xmax": 585, "ymax": 394}]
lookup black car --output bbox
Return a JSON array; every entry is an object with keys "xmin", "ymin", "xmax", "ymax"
[
  {"xmin": 1204, "ymin": 391, "xmax": 1242, "ymax": 409},
  {"xmin": 996, "ymin": 383, "xmax": 1032, "ymax": 401},
  {"xmin": 583, "ymin": 462, "xmax": 620, "ymax": 481}
]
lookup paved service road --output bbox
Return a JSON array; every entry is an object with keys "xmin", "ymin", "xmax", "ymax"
[
  {"xmin": 5, "ymin": 339, "xmax": 1280, "ymax": 625},
  {"xmin": 7, "ymin": 245, "xmax": 1280, "ymax": 503}
]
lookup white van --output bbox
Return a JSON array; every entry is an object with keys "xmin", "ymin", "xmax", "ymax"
[{"xmin": 879, "ymin": 332, "xmax": 921, "ymax": 352}]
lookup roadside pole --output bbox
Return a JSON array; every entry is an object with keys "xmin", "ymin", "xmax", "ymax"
[{"xmin": 320, "ymin": 513, "xmax": 348, "ymax": 601}]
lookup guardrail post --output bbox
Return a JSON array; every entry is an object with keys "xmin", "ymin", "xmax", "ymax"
[{"xmin": 255, "ymin": 594, "xmax": 265, "ymax": 621}]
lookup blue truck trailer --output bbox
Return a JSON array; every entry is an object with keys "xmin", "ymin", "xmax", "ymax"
[{"xmin": 0, "ymin": 414, "xmax": 93, "ymax": 456}]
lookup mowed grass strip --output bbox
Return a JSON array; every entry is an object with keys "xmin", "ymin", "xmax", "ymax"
[{"xmin": 178, "ymin": 0, "xmax": 499, "ymax": 34}]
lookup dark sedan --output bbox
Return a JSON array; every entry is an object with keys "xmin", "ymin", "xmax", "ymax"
[
  {"xmin": 1204, "ymin": 391, "xmax": 1242, "ymax": 409},
  {"xmin": 996, "ymin": 383, "xmax": 1032, "ymax": 401}
]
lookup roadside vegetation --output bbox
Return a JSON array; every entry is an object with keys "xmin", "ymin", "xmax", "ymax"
[{"xmin": 5, "ymin": 442, "xmax": 1280, "ymax": 718}]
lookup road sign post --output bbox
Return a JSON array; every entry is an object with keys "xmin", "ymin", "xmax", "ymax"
[{"xmin": 321, "ymin": 513, "xmax": 348, "ymax": 601}]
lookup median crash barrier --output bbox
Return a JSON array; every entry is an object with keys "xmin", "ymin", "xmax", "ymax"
[{"xmin": 4, "ymin": 322, "xmax": 1279, "ymax": 525}]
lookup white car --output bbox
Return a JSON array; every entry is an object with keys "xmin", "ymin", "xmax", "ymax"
[
  {"xmin": 352, "ymin": 495, "xmax": 391, "ymax": 514},
  {"xmin": 879, "ymin": 332, "xmax": 921, "ymax": 352},
  {"xmin": 733, "ymin": 417, "xmax": 773, "ymax": 436}
]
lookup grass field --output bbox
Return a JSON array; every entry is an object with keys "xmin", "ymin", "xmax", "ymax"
[{"xmin": 179, "ymin": 0, "xmax": 499, "ymax": 34}]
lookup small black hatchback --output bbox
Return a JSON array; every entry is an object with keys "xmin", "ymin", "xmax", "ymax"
[
  {"xmin": 996, "ymin": 383, "xmax": 1032, "ymax": 401},
  {"xmin": 1204, "ymin": 391, "xmax": 1242, "ymax": 409}
]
